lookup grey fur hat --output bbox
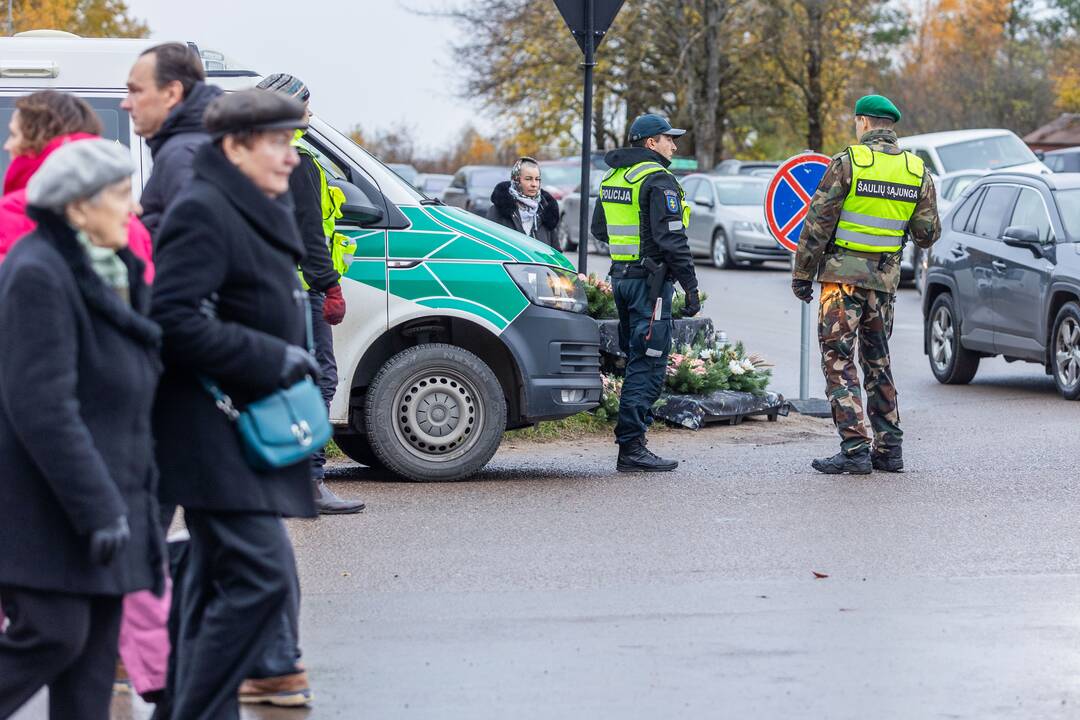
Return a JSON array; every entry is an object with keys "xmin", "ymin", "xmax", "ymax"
[{"xmin": 26, "ymin": 139, "xmax": 133, "ymax": 212}]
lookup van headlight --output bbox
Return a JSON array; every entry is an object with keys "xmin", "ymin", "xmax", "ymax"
[{"xmin": 505, "ymin": 264, "xmax": 588, "ymax": 314}]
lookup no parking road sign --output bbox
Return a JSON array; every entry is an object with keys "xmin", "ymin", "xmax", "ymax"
[{"xmin": 764, "ymin": 153, "xmax": 831, "ymax": 253}]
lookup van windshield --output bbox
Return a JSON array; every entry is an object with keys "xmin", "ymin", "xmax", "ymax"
[
  {"xmin": 310, "ymin": 116, "xmax": 425, "ymax": 205},
  {"xmin": 936, "ymin": 134, "xmax": 1037, "ymax": 173}
]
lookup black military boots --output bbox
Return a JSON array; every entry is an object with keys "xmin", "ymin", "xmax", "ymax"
[
  {"xmin": 616, "ymin": 437, "xmax": 679, "ymax": 472},
  {"xmin": 811, "ymin": 448, "xmax": 872, "ymax": 475}
]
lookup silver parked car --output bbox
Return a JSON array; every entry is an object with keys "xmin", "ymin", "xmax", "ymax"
[{"xmin": 682, "ymin": 174, "xmax": 786, "ymax": 267}]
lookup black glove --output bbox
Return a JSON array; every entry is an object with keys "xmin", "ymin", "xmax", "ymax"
[
  {"xmin": 89, "ymin": 516, "xmax": 130, "ymax": 566},
  {"xmin": 682, "ymin": 289, "xmax": 701, "ymax": 318},
  {"xmin": 792, "ymin": 279, "xmax": 814, "ymax": 303},
  {"xmin": 280, "ymin": 345, "xmax": 320, "ymax": 387}
]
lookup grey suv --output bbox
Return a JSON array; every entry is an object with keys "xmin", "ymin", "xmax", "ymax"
[{"xmin": 923, "ymin": 172, "xmax": 1080, "ymax": 399}]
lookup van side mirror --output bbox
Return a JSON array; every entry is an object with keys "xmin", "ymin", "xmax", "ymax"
[
  {"xmin": 341, "ymin": 202, "xmax": 385, "ymax": 226},
  {"xmin": 1002, "ymin": 225, "xmax": 1043, "ymax": 255},
  {"xmin": 329, "ymin": 179, "xmax": 386, "ymax": 227},
  {"xmin": 1035, "ymin": 150, "xmax": 1046, "ymax": 161}
]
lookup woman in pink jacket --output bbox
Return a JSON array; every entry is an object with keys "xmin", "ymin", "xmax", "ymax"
[
  {"xmin": 1, "ymin": 91, "xmax": 154, "ymax": 282},
  {"xmin": 0, "ymin": 90, "xmax": 166, "ymax": 700}
]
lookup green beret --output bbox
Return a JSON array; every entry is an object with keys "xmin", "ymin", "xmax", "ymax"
[{"xmin": 854, "ymin": 94, "xmax": 901, "ymax": 123}]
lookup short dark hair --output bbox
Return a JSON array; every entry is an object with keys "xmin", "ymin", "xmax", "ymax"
[
  {"xmin": 141, "ymin": 43, "xmax": 205, "ymax": 99},
  {"xmin": 630, "ymin": 133, "xmax": 660, "ymax": 147},
  {"xmin": 858, "ymin": 114, "xmax": 895, "ymax": 130}
]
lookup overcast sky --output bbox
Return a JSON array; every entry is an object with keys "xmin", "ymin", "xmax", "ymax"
[{"xmin": 124, "ymin": 0, "xmax": 486, "ymax": 153}]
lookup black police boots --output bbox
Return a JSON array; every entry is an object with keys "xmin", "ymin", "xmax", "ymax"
[
  {"xmin": 617, "ymin": 437, "xmax": 678, "ymax": 473},
  {"xmin": 811, "ymin": 448, "xmax": 872, "ymax": 475},
  {"xmin": 871, "ymin": 447, "xmax": 904, "ymax": 472}
]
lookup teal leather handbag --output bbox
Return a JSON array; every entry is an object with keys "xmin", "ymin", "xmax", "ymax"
[{"xmin": 201, "ymin": 294, "xmax": 332, "ymax": 471}]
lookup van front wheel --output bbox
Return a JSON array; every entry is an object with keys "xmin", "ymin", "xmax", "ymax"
[{"xmin": 364, "ymin": 344, "xmax": 506, "ymax": 481}]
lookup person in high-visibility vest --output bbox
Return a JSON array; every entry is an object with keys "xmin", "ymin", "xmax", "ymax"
[
  {"xmin": 591, "ymin": 113, "xmax": 700, "ymax": 473},
  {"xmin": 256, "ymin": 73, "xmax": 362, "ymax": 516},
  {"xmin": 792, "ymin": 94, "xmax": 941, "ymax": 475}
]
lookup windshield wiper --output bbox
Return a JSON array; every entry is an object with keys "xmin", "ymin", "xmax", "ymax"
[{"xmin": 420, "ymin": 198, "xmax": 444, "ymax": 206}]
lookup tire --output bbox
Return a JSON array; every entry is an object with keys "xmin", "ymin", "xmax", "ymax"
[
  {"xmin": 1051, "ymin": 301, "xmax": 1080, "ymax": 400},
  {"xmin": 364, "ymin": 344, "xmax": 506, "ymax": 481},
  {"xmin": 333, "ymin": 433, "xmax": 384, "ymax": 469},
  {"xmin": 711, "ymin": 228, "xmax": 735, "ymax": 269},
  {"xmin": 927, "ymin": 293, "xmax": 979, "ymax": 384}
]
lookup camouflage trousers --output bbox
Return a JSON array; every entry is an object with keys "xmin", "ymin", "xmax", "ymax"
[{"xmin": 817, "ymin": 282, "xmax": 901, "ymax": 455}]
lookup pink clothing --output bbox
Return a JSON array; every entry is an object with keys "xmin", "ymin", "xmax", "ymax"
[
  {"xmin": 0, "ymin": 132, "xmax": 154, "ymax": 282},
  {"xmin": 117, "ymin": 580, "xmax": 172, "ymax": 696},
  {"xmin": 3, "ymin": 132, "xmax": 97, "ymax": 194},
  {"xmin": 0, "ymin": 189, "xmax": 154, "ymax": 283}
]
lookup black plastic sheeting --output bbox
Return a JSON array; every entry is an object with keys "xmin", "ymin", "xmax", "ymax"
[
  {"xmin": 654, "ymin": 390, "xmax": 789, "ymax": 430},
  {"xmin": 596, "ymin": 318, "xmax": 719, "ymax": 374}
]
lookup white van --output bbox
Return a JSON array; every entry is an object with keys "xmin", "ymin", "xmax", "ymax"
[
  {"xmin": 898, "ymin": 128, "xmax": 1049, "ymax": 176},
  {"xmin": 0, "ymin": 33, "xmax": 602, "ymax": 481}
]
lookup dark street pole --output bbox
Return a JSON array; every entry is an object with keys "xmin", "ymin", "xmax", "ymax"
[{"xmin": 576, "ymin": 0, "xmax": 595, "ymax": 275}]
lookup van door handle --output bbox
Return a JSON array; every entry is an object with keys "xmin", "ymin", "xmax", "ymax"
[
  {"xmin": 950, "ymin": 245, "xmax": 965, "ymax": 257},
  {"xmin": 991, "ymin": 260, "xmax": 1007, "ymax": 272}
]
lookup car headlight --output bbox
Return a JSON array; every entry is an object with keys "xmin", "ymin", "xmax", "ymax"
[
  {"xmin": 734, "ymin": 221, "xmax": 754, "ymax": 232},
  {"xmin": 505, "ymin": 264, "xmax": 588, "ymax": 314}
]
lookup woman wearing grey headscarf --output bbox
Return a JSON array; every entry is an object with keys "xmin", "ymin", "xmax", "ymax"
[
  {"xmin": 0, "ymin": 139, "xmax": 164, "ymax": 720},
  {"xmin": 487, "ymin": 156, "xmax": 562, "ymax": 249}
]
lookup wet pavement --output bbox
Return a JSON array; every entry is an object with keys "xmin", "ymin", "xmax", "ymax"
[{"xmin": 16, "ymin": 257, "xmax": 1080, "ymax": 719}]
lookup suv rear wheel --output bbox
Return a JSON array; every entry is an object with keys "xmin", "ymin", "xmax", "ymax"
[
  {"xmin": 1051, "ymin": 301, "xmax": 1080, "ymax": 400},
  {"xmin": 365, "ymin": 344, "xmax": 506, "ymax": 481},
  {"xmin": 928, "ymin": 293, "xmax": 979, "ymax": 384}
]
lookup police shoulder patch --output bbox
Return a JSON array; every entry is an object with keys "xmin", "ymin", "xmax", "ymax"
[{"xmin": 663, "ymin": 189, "xmax": 680, "ymax": 213}]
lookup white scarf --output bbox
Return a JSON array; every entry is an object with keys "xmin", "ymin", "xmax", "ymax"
[{"xmin": 510, "ymin": 184, "xmax": 540, "ymax": 237}]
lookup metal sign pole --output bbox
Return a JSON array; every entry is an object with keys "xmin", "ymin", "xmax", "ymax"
[
  {"xmin": 800, "ymin": 301, "xmax": 811, "ymax": 401},
  {"xmin": 576, "ymin": 0, "xmax": 595, "ymax": 275}
]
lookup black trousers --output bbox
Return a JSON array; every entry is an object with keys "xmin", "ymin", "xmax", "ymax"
[
  {"xmin": 0, "ymin": 586, "xmax": 123, "ymax": 720},
  {"xmin": 169, "ymin": 511, "xmax": 296, "ymax": 720}
]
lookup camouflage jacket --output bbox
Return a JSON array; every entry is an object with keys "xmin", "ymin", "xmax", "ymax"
[{"xmin": 792, "ymin": 129, "xmax": 941, "ymax": 294}]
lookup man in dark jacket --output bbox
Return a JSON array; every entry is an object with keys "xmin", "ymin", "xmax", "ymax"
[
  {"xmin": 486, "ymin": 157, "xmax": 562, "ymax": 249},
  {"xmin": 591, "ymin": 114, "xmax": 700, "ymax": 472},
  {"xmin": 122, "ymin": 42, "xmax": 223, "ymax": 239}
]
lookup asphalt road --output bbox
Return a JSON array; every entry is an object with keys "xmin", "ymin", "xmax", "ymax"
[{"xmin": 19, "ymin": 253, "xmax": 1080, "ymax": 719}]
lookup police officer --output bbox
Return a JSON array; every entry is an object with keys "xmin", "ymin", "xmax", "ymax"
[
  {"xmin": 791, "ymin": 95, "xmax": 941, "ymax": 474},
  {"xmin": 591, "ymin": 113, "xmax": 700, "ymax": 472}
]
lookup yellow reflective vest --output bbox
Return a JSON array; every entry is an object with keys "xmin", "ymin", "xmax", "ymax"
[
  {"xmin": 599, "ymin": 161, "xmax": 691, "ymax": 262},
  {"xmin": 293, "ymin": 131, "xmax": 354, "ymax": 287},
  {"xmin": 834, "ymin": 145, "xmax": 925, "ymax": 254}
]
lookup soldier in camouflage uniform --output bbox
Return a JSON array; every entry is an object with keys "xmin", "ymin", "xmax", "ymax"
[{"xmin": 791, "ymin": 95, "xmax": 941, "ymax": 474}]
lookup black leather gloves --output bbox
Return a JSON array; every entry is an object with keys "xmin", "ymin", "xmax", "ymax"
[
  {"xmin": 280, "ymin": 345, "xmax": 320, "ymax": 387},
  {"xmin": 792, "ymin": 279, "xmax": 814, "ymax": 303},
  {"xmin": 90, "ymin": 516, "xmax": 130, "ymax": 565},
  {"xmin": 682, "ymin": 289, "xmax": 702, "ymax": 318}
]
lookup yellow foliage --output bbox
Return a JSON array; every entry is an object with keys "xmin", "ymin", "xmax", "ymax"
[{"xmin": 12, "ymin": 0, "xmax": 148, "ymax": 38}]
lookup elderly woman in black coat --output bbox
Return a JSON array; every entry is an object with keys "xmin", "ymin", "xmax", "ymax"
[
  {"xmin": 149, "ymin": 90, "xmax": 319, "ymax": 719},
  {"xmin": 0, "ymin": 139, "xmax": 163, "ymax": 720},
  {"xmin": 486, "ymin": 156, "xmax": 561, "ymax": 248}
]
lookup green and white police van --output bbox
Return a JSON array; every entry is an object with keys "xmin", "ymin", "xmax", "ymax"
[{"xmin": 0, "ymin": 34, "xmax": 602, "ymax": 481}]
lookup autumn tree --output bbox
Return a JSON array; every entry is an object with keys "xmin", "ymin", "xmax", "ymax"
[
  {"xmin": 12, "ymin": 0, "xmax": 148, "ymax": 37},
  {"xmin": 877, "ymin": 0, "xmax": 1054, "ymax": 135}
]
